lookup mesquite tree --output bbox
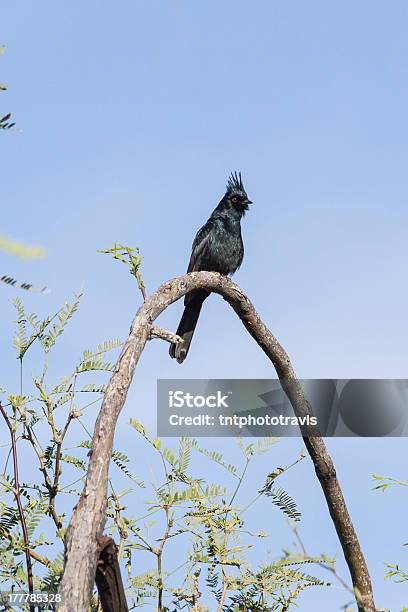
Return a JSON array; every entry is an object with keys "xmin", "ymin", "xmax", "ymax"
[
  {"xmin": 1, "ymin": 293, "xmax": 331, "ymax": 611},
  {"xmin": 1, "ymin": 246, "xmax": 377, "ymax": 611}
]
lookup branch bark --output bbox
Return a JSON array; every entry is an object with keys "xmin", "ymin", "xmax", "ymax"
[
  {"xmin": 95, "ymin": 536, "xmax": 128, "ymax": 612},
  {"xmin": 58, "ymin": 271, "xmax": 376, "ymax": 612},
  {"xmin": 149, "ymin": 325, "xmax": 183, "ymax": 344}
]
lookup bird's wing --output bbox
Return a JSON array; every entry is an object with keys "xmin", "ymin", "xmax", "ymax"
[{"xmin": 187, "ymin": 219, "xmax": 215, "ymax": 273}]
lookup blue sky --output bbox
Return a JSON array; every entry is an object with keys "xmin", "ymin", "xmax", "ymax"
[{"xmin": 1, "ymin": 1, "xmax": 408, "ymax": 610}]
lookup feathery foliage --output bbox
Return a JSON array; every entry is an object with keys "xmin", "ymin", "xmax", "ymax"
[
  {"xmin": 98, "ymin": 242, "xmax": 145, "ymax": 295},
  {"xmin": 373, "ymin": 473, "xmax": 408, "ymax": 586},
  {"xmin": 1, "ymin": 292, "xmax": 341, "ymax": 611}
]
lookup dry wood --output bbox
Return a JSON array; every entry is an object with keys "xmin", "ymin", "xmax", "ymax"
[
  {"xmin": 95, "ymin": 536, "xmax": 128, "ymax": 612},
  {"xmin": 58, "ymin": 271, "xmax": 376, "ymax": 612},
  {"xmin": 149, "ymin": 325, "xmax": 183, "ymax": 344}
]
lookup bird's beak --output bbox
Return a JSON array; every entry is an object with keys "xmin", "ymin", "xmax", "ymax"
[{"xmin": 246, "ymin": 199, "xmax": 253, "ymax": 205}]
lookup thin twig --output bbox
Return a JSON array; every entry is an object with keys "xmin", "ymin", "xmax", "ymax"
[
  {"xmin": 2, "ymin": 529, "xmax": 52, "ymax": 567},
  {"xmin": 217, "ymin": 577, "xmax": 230, "ymax": 612},
  {"xmin": 149, "ymin": 326, "xmax": 183, "ymax": 344},
  {"xmin": 108, "ymin": 480, "xmax": 128, "ymax": 562},
  {"xmin": 217, "ymin": 455, "xmax": 251, "ymax": 610},
  {"xmin": 154, "ymin": 508, "xmax": 173, "ymax": 611},
  {"xmin": 0, "ymin": 401, "xmax": 35, "ymax": 612},
  {"xmin": 291, "ymin": 523, "xmax": 354, "ymax": 596},
  {"xmin": 34, "ymin": 379, "xmax": 76, "ymax": 531},
  {"xmin": 16, "ymin": 409, "xmax": 61, "ymax": 529}
]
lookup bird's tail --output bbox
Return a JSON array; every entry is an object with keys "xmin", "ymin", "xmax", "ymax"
[{"xmin": 169, "ymin": 290, "xmax": 209, "ymax": 363}]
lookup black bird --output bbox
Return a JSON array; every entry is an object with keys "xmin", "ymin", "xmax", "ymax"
[{"xmin": 169, "ymin": 172, "xmax": 252, "ymax": 363}]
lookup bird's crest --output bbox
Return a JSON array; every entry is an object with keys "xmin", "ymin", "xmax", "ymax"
[{"xmin": 226, "ymin": 171, "xmax": 246, "ymax": 196}]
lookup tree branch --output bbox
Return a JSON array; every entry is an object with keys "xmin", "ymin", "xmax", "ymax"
[
  {"xmin": 58, "ymin": 271, "xmax": 376, "ymax": 612},
  {"xmin": 95, "ymin": 536, "xmax": 128, "ymax": 612},
  {"xmin": 154, "ymin": 509, "xmax": 173, "ymax": 611},
  {"xmin": 149, "ymin": 325, "xmax": 183, "ymax": 344},
  {"xmin": 0, "ymin": 401, "xmax": 35, "ymax": 612}
]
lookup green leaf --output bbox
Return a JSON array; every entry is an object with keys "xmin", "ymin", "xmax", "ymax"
[
  {"xmin": 40, "ymin": 294, "xmax": 82, "ymax": 352},
  {"xmin": 262, "ymin": 487, "xmax": 301, "ymax": 522}
]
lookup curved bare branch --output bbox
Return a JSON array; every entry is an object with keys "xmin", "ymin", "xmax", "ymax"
[{"xmin": 58, "ymin": 271, "xmax": 376, "ymax": 612}]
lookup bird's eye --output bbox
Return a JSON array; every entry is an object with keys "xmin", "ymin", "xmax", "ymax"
[{"xmin": 231, "ymin": 195, "xmax": 238, "ymax": 203}]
